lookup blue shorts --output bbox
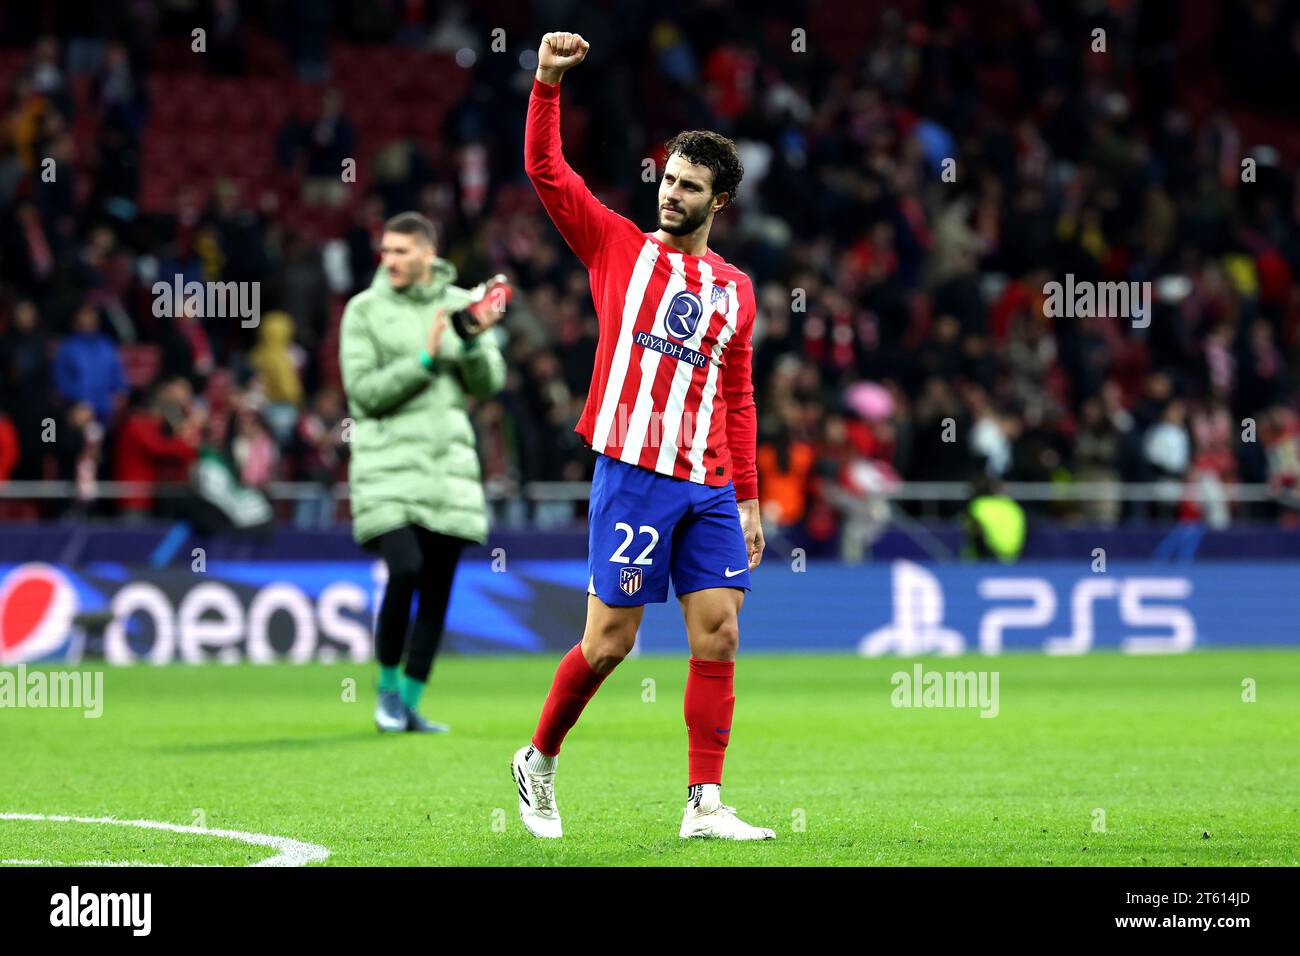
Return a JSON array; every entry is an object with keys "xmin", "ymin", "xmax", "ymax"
[{"xmin": 587, "ymin": 453, "xmax": 752, "ymax": 606}]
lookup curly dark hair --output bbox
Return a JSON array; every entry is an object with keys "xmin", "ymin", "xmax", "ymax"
[{"xmin": 662, "ymin": 130, "xmax": 744, "ymax": 212}]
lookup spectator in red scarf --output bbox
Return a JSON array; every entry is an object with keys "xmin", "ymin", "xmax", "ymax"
[{"xmin": 113, "ymin": 383, "xmax": 200, "ymax": 517}]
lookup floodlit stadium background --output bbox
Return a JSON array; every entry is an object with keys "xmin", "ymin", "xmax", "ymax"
[{"xmin": 1, "ymin": 0, "xmax": 1300, "ymax": 660}]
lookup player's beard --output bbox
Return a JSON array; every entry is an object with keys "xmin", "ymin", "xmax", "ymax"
[{"xmin": 657, "ymin": 204, "xmax": 708, "ymax": 236}]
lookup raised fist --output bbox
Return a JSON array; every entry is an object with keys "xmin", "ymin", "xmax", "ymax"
[{"xmin": 536, "ymin": 32, "xmax": 589, "ymax": 83}]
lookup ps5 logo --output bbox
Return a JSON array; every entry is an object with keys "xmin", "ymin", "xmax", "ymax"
[{"xmin": 859, "ymin": 561, "xmax": 1195, "ymax": 656}]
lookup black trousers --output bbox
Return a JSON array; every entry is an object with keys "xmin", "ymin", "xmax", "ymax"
[{"xmin": 368, "ymin": 525, "xmax": 468, "ymax": 682}]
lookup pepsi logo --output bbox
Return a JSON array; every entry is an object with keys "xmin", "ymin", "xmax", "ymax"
[
  {"xmin": 0, "ymin": 564, "xmax": 77, "ymax": 663},
  {"xmin": 664, "ymin": 290, "xmax": 704, "ymax": 341}
]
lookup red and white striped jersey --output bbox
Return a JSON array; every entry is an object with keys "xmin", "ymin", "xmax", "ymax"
[{"xmin": 524, "ymin": 77, "xmax": 758, "ymax": 500}]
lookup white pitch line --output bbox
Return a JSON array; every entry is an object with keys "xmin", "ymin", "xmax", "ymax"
[
  {"xmin": 3, "ymin": 859, "xmax": 168, "ymax": 867},
  {"xmin": 0, "ymin": 812, "xmax": 329, "ymax": 867}
]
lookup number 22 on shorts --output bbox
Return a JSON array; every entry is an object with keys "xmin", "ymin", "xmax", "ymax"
[{"xmin": 609, "ymin": 522, "xmax": 659, "ymax": 565}]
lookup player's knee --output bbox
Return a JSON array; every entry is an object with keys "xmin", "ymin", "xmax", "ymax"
[
  {"xmin": 584, "ymin": 632, "xmax": 634, "ymax": 672},
  {"xmin": 698, "ymin": 614, "xmax": 739, "ymax": 658},
  {"xmin": 583, "ymin": 615, "xmax": 637, "ymax": 671},
  {"xmin": 586, "ymin": 644, "xmax": 630, "ymax": 673}
]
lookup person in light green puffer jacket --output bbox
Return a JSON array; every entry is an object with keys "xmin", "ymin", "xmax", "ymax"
[{"xmin": 340, "ymin": 211, "xmax": 509, "ymax": 734}]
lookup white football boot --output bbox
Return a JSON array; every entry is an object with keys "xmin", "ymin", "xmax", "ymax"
[
  {"xmin": 512, "ymin": 745, "xmax": 562, "ymax": 838},
  {"xmin": 374, "ymin": 690, "xmax": 407, "ymax": 733},
  {"xmin": 679, "ymin": 784, "xmax": 775, "ymax": 840}
]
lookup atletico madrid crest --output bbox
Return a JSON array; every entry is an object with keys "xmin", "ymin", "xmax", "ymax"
[
  {"xmin": 710, "ymin": 283, "xmax": 729, "ymax": 313},
  {"xmin": 619, "ymin": 566, "xmax": 643, "ymax": 595}
]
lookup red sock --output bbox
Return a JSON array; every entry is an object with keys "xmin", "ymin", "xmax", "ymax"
[
  {"xmin": 684, "ymin": 658, "xmax": 735, "ymax": 787},
  {"xmin": 531, "ymin": 643, "xmax": 607, "ymax": 756}
]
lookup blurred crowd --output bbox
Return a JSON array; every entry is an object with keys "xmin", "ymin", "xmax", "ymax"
[{"xmin": 2, "ymin": 0, "xmax": 1300, "ymax": 538}]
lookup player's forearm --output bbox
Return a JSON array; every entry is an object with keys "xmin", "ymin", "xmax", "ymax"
[
  {"xmin": 458, "ymin": 333, "xmax": 506, "ymax": 400},
  {"xmin": 726, "ymin": 397, "xmax": 759, "ymax": 501},
  {"xmin": 340, "ymin": 312, "xmax": 432, "ymax": 418},
  {"xmin": 524, "ymin": 73, "xmax": 615, "ymax": 266},
  {"xmin": 731, "ymin": 469, "xmax": 759, "ymax": 502},
  {"xmin": 523, "ymin": 77, "xmax": 567, "ymax": 187},
  {"xmin": 344, "ymin": 355, "xmax": 431, "ymax": 418}
]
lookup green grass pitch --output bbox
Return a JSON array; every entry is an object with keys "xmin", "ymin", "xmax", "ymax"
[{"xmin": 1, "ymin": 652, "xmax": 1296, "ymax": 866}]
